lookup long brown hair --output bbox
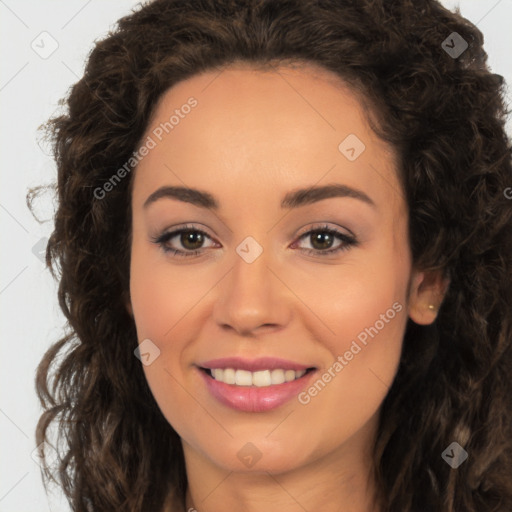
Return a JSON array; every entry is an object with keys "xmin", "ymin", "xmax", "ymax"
[{"xmin": 31, "ymin": 0, "xmax": 512, "ymax": 510}]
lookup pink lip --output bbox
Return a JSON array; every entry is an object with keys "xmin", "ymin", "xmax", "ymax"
[
  {"xmin": 198, "ymin": 356, "xmax": 313, "ymax": 372},
  {"xmin": 197, "ymin": 366, "xmax": 317, "ymax": 412}
]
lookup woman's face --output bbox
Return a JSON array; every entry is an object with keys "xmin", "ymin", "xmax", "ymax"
[{"xmin": 129, "ymin": 63, "xmax": 434, "ymax": 475}]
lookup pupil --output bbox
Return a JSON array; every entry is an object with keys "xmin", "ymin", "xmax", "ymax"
[
  {"xmin": 182, "ymin": 231, "xmax": 203, "ymax": 249},
  {"xmin": 312, "ymin": 232, "xmax": 332, "ymax": 250}
]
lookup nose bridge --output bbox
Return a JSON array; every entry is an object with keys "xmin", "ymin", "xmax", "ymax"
[{"xmin": 213, "ymin": 233, "xmax": 289, "ymax": 333}]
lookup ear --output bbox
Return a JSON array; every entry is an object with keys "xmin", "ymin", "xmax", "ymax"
[{"xmin": 408, "ymin": 267, "xmax": 450, "ymax": 325}]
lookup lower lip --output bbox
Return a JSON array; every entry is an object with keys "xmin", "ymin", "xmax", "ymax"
[{"xmin": 198, "ymin": 367, "xmax": 317, "ymax": 412}]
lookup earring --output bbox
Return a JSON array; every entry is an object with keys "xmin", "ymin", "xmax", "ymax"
[{"xmin": 428, "ymin": 304, "xmax": 436, "ymax": 311}]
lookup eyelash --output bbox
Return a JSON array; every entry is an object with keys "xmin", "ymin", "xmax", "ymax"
[{"xmin": 151, "ymin": 223, "xmax": 358, "ymax": 258}]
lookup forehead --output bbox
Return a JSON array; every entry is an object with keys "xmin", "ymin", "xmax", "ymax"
[
  {"xmin": 147, "ymin": 62, "xmax": 374, "ymax": 153},
  {"xmin": 132, "ymin": 62, "xmax": 403, "ymax": 218}
]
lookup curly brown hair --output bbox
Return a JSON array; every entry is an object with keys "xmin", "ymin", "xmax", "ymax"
[{"xmin": 31, "ymin": 0, "xmax": 512, "ymax": 511}]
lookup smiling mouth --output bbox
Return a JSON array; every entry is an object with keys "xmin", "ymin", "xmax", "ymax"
[{"xmin": 200, "ymin": 367, "xmax": 316, "ymax": 387}]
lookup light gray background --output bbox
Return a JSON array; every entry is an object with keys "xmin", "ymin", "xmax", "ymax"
[{"xmin": 1, "ymin": 1, "xmax": 511, "ymax": 510}]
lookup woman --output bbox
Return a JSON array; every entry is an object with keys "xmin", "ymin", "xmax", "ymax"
[{"xmin": 32, "ymin": 0, "xmax": 512, "ymax": 510}]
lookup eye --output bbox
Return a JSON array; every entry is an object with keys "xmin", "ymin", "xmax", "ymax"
[
  {"xmin": 151, "ymin": 223, "xmax": 358, "ymax": 258},
  {"xmin": 292, "ymin": 224, "xmax": 358, "ymax": 256},
  {"xmin": 151, "ymin": 225, "xmax": 217, "ymax": 258}
]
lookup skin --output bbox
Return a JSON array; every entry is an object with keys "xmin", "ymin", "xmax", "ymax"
[{"xmin": 128, "ymin": 62, "xmax": 448, "ymax": 512}]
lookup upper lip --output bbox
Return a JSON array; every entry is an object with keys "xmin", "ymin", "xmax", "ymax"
[{"xmin": 198, "ymin": 357, "xmax": 315, "ymax": 372}]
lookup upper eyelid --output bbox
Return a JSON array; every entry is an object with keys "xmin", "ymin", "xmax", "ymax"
[
  {"xmin": 296, "ymin": 223, "xmax": 355, "ymax": 239},
  {"xmin": 157, "ymin": 226, "xmax": 217, "ymax": 245},
  {"xmin": 156, "ymin": 223, "xmax": 354, "ymax": 247},
  {"xmin": 158, "ymin": 223, "xmax": 351, "ymax": 236}
]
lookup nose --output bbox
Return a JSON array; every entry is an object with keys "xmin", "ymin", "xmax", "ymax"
[{"xmin": 212, "ymin": 245, "xmax": 292, "ymax": 336}]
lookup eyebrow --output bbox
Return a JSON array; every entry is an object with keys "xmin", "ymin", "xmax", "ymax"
[{"xmin": 143, "ymin": 183, "xmax": 376, "ymax": 210}]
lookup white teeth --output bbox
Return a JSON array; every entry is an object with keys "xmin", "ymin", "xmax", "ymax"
[
  {"xmin": 223, "ymin": 368, "xmax": 236, "ymax": 384},
  {"xmin": 235, "ymin": 369, "xmax": 253, "ymax": 386},
  {"xmin": 212, "ymin": 369, "xmax": 223, "ymax": 381},
  {"xmin": 285, "ymin": 369, "xmax": 296, "ymax": 382},
  {"xmin": 252, "ymin": 370, "xmax": 272, "ymax": 387},
  {"xmin": 270, "ymin": 369, "xmax": 286, "ymax": 385},
  {"xmin": 208, "ymin": 368, "xmax": 308, "ymax": 386}
]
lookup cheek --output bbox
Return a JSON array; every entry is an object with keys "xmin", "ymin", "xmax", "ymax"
[
  {"xmin": 321, "ymin": 290, "xmax": 405, "ymax": 400},
  {"xmin": 296, "ymin": 251, "xmax": 409, "ymax": 424},
  {"xmin": 129, "ymin": 270, "xmax": 173, "ymax": 340},
  {"xmin": 129, "ymin": 259, "xmax": 191, "ymax": 433},
  {"xmin": 293, "ymin": 286, "xmax": 407, "ymax": 451},
  {"xmin": 306, "ymin": 251, "xmax": 408, "ymax": 350},
  {"xmin": 128, "ymin": 245, "xmax": 207, "ymax": 421},
  {"xmin": 129, "ymin": 242, "xmax": 203, "ymax": 340}
]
